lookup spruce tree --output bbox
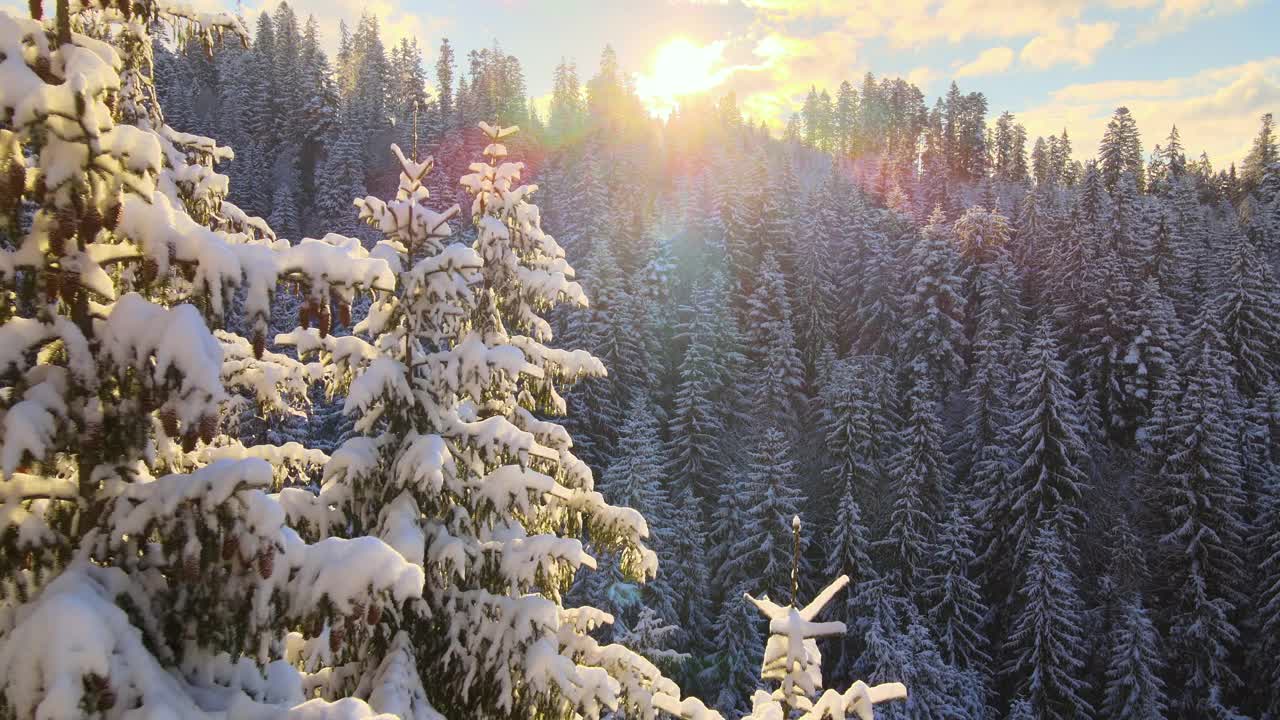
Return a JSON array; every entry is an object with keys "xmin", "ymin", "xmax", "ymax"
[
  {"xmin": 1149, "ymin": 308, "xmax": 1248, "ymax": 718},
  {"xmin": 1102, "ymin": 593, "xmax": 1167, "ymax": 720},
  {"xmin": 0, "ymin": 7, "xmax": 429, "ymax": 715},
  {"xmin": 884, "ymin": 379, "xmax": 949, "ymax": 594},
  {"xmin": 899, "ymin": 207, "xmax": 965, "ymax": 396},
  {"xmin": 999, "ymin": 320, "xmax": 1090, "ymax": 567},
  {"xmin": 1002, "ymin": 525, "xmax": 1092, "ymax": 720},
  {"xmin": 924, "ymin": 509, "xmax": 990, "ymax": 672}
]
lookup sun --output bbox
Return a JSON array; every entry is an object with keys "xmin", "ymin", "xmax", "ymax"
[{"xmin": 635, "ymin": 37, "xmax": 732, "ymax": 118}]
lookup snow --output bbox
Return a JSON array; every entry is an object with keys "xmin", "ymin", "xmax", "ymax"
[{"xmin": 287, "ymin": 537, "xmax": 424, "ymax": 615}]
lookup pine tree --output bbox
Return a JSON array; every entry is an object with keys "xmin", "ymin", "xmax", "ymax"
[
  {"xmin": 822, "ymin": 357, "xmax": 898, "ymax": 520},
  {"xmin": 294, "ymin": 123, "xmax": 709, "ymax": 718},
  {"xmin": 884, "ymin": 379, "xmax": 949, "ymax": 594},
  {"xmin": 899, "ymin": 207, "xmax": 966, "ymax": 396},
  {"xmin": 1102, "ymin": 593, "xmax": 1167, "ymax": 720},
  {"xmin": 0, "ymin": 7, "xmax": 431, "ymax": 716},
  {"xmin": 668, "ymin": 279, "xmax": 731, "ymax": 502},
  {"xmin": 744, "ymin": 252, "xmax": 804, "ymax": 429},
  {"xmin": 1099, "ymin": 106, "xmax": 1144, "ymax": 193},
  {"xmin": 595, "ymin": 396, "xmax": 679, "ymax": 625},
  {"xmin": 1241, "ymin": 112, "xmax": 1276, "ymax": 197},
  {"xmin": 992, "ymin": 320, "xmax": 1090, "ymax": 573},
  {"xmin": 825, "ymin": 478, "xmax": 875, "ymax": 678},
  {"xmin": 720, "ymin": 425, "xmax": 803, "ymax": 602},
  {"xmin": 1218, "ymin": 224, "xmax": 1280, "ymax": 395},
  {"xmin": 924, "ymin": 509, "xmax": 990, "ymax": 672},
  {"xmin": 1148, "ymin": 308, "xmax": 1248, "ymax": 718},
  {"xmin": 1002, "ymin": 525, "xmax": 1093, "ymax": 720}
]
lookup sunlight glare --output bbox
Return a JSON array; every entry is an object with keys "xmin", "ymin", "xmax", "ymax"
[{"xmin": 635, "ymin": 38, "xmax": 732, "ymax": 118}]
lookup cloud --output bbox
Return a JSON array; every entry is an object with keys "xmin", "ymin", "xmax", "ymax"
[
  {"xmin": 1021, "ymin": 22, "xmax": 1116, "ymax": 69},
  {"xmin": 1017, "ymin": 56, "xmax": 1280, "ymax": 166},
  {"xmin": 907, "ymin": 66, "xmax": 938, "ymax": 92},
  {"xmin": 955, "ymin": 47, "xmax": 1014, "ymax": 77}
]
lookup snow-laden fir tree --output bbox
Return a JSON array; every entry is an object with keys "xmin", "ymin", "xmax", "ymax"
[
  {"xmin": 744, "ymin": 251, "xmax": 804, "ymax": 430},
  {"xmin": 1001, "ymin": 525, "xmax": 1092, "ymax": 720},
  {"xmin": 898, "ymin": 207, "xmax": 965, "ymax": 397},
  {"xmin": 1218, "ymin": 222, "xmax": 1280, "ymax": 396},
  {"xmin": 1146, "ymin": 307, "xmax": 1248, "ymax": 719},
  {"xmin": 0, "ymin": 5, "xmax": 431, "ymax": 717},
  {"xmin": 278, "ymin": 122, "xmax": 717, "ymax": 719},
  {"xmin": 923, "ymin": 508, "xmax": 989, "ymax": 672},
  {"xmin": 589, "ymin": 395, "xmax": 679, "ymax": 631},
  {"xmin": 822, "ymin": 356, "xmax": 898, "ymax": 521},
  {"xmin": 988, "ymin": 319, "xmax": 1089, "ymax": 573},
  {"xmin": 884, "ymin": 379, "xmax": 949, "ymax": 594},
  {"xmin": 1101, "ymin": 593, "xmax": 1167, "ymax": 720},
  {"xmin": 735, "ymin": 518, "xmax": 908, "ymax": 720}
]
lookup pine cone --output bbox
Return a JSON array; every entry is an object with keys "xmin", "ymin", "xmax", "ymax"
[
  {"xmin": 98, "ymin": 686, "xmax": 116, "ymax": 712},
  {"xmin": 299, "ymin": 303, "xmax": 312, "ymax": 330},
  {"xmin": 32, "ymin": 56, "xmax": 53, "ymax": 83},
  {"xmin": 84, "ymin": 420, "xmax": 102, "ymax": 452},
  {"xmin": 329, "ymin": 625, "xmax": 345, "ymax": 653},
  {"xmin": 58, "ymin": 278, "xmax": 77, "ymax": 307},
  {"xmin": 349, "ymin": 602, "xmax": 365, "ymax": 628},
  {"xmin": 366, "ymin": 603, "xmax": 382, "ymax": 625},
  {"xmin": 183, "ymin": 555, "xmax": 200, "ymax": 580},
  {"xmin": 252, "ymin": 330, "xmax": 265, "ymax": 360},
  {"xmin": 5, "ymin": 162, "xmax": 24, "ymax": 200},
  {"xmin": 198, "ymin": 413, "xmax": 217, "ymax": 444},
  {"xmin": 338, "ymin": 301, "xmax": 351, "ymax": 328},
  {"xmin": 48, "ymin": 224, "xmax": 68, "ymax": 257},
  {"xmin": 221, "ymin": 535, "xmax": 239, "ymax": 561},
  {"xmin": 141, "ymin": 257, "xmax": 158, "ymax": 285},
  {"xmin": 43, "ymin": 268, "xmax": 60, "ymax": 303},
  {"xmin": 28, "ymin": 0, "xmax": 40, "ymax": 20},
  {"xmin": 181, "ymin": 429, "xmax": 198, "ymax": 452},
  {"xmin": 160, "ymin": 408, "xmax": 179, "ymax": 437},
  {"xmin": 103, "ymin": 201, "xmax": 123, "ymax": 231},
  {"xmin": 116, "ymin": 0, "xmax": 130, "ymax": 18},
  {"xmin": 78, "ymin": 205, "xmax": 102, "ymax": 242},
  {"xmin": 256, "ymin": 548, "xmax": 274, "ymax": 579},
  {"xmin": 318, "ymin": 302, "xmax": 332, "ymax": 338}
]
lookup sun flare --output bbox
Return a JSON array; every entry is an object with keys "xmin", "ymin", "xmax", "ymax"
[{"xmin": 635, "ymin": 37, "xmax": 732, "ymax": 118}]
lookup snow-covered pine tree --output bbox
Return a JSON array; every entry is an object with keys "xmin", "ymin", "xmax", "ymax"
[
  {"xmin": 282, "ymin": 123, "xmax": 714, "ymax": 719},
  {"xmin": 883, "ymin": 378, "xmax": 949, "ymax": 594},
  {"xmin": 744, "ymin": 251, "xmax": 804, "ymax": 430},
  {"xmin": 741, "ymin": 565, "xmax": 907, "ymax": 720},
  {"xmin": 0, "ymin": 5, "xmax": 428, "ymax": 717},
  {"xmin": 669, "ymin": 275, "xmax": 734, "ymax": 502},
  {"xmin": 1146, "ymin": 307, "xmax": 1248, "ymax": 719},
  {"xmin": 1218, "ymin": 222, "xmax": 1280, "ymax": 396},
  {"xmin": 992, "ymin": 319, "xmax": 1089, "ymax": 572},
  {"xmin": 591, "ymin": 395, "xmax": 679, "ymax": 630},
  {"xmin": 822, "ymin": 356, "xmax": 898, "ymax": 523},
  {"xmin": 1101, "ymin": 593, "xmax": 1167, "ymax": 720},
  {"xmin": 825, "ymin": 477, "xmax": 875, "ymax": 679},
  {"xmin": 923, "ymin": 508, "xmax": 990, "ymax": 672},
  {"xmin": 1001, "ymin": 524, "xmax": 1092, "ymax": 720},
  {"xmin": 898, "ymin": 207, "xmax": 965, "ymax": 397},
  {"xmin": 719, "ymin": 424, "xmax": 803, "ymax": 604}
]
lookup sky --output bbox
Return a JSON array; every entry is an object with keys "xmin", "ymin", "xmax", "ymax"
[{"xmin": 13, "ymin": 0, "xmax": 1278, "ymax": 166}]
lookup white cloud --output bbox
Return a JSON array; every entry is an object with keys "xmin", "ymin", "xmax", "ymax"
[
  {"xmin": 1021, "ymin": 22, "xmax": 1116, "ymax": 69},
  {"xmin": 1018, "ymin": 56, "xmax": 1280, "ymax": 167},
  {"xmin": 955, "ymin": 47, "xmax": 1014, "ymax": 77}
]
